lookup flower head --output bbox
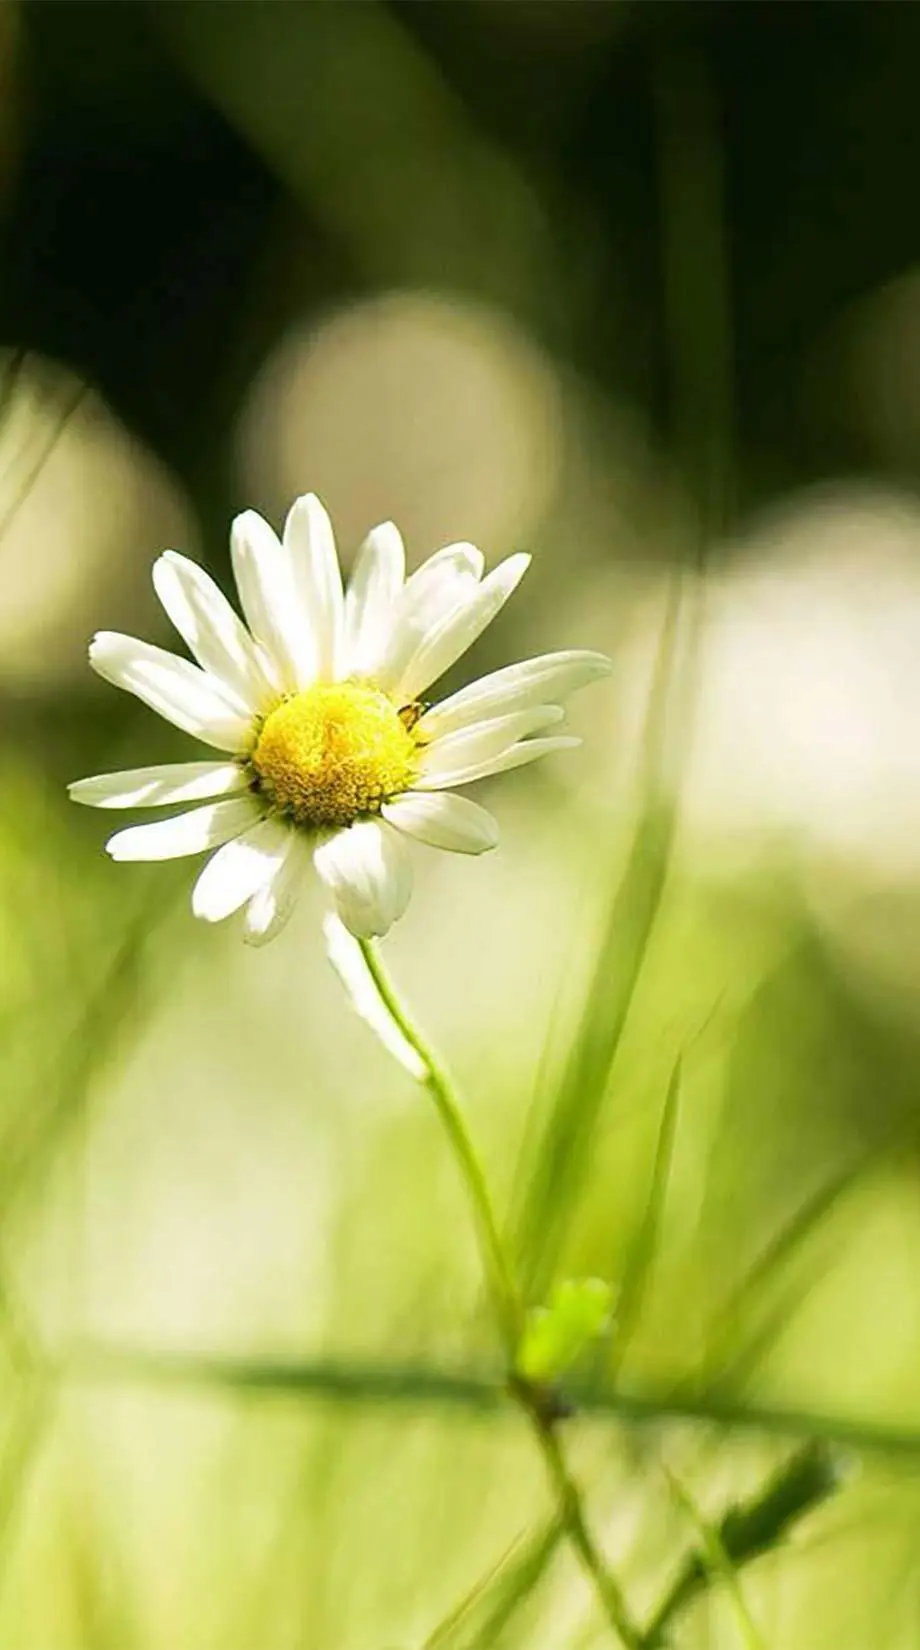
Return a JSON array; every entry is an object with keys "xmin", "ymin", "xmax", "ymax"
[{"xmin": 70, "ymin": 495, "xmax": 610, "ymax": 943}]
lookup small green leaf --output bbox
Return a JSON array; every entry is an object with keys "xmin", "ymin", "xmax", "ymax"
[{"xmin": 516, "ymin": 1278, "xmax": 614, "ymax": 1383}]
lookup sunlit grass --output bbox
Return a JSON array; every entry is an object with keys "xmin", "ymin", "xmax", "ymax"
[{"xmin": 2, "ymin": 4, "xmax": 920, "ymax": 1643}]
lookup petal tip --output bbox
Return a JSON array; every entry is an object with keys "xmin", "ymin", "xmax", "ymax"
[
  {"xmin": 231, "ymin": 507, "xmax": 274, "ymax": 544},
  {"xmin": 191, "ymin": 890, "xmax": 223, "ymax": 923},
  {"xmin": 464, "ymin": 822, "xmax": 500, "ymax": 854},
  {"xmin": 290, "ymin": 491, "xmax": 330, "ymax": 525},
  {"xmin": 368, "ymin": 519, "xmax": 403, "ymax": 550},
  {"xmin": 150, "ymin": 553, "xmax": 178, "ymax": 603},
  {"xmin": 87, "ymin": 631, "xmax": 120, "ymax": 674},
  {"xmin": 155, "ymin": 549, "xmax": 190, "ymax": 574},
  {"xmin": 496, "ymin": 551, "xmax": 532, "ymax": 595}
]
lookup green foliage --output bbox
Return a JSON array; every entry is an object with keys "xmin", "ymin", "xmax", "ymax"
[
  {"xmin": 0, "ymin": 2, "xmax": 919, "ymax": 1645},
  {"xmin": 516, "ymin": 1280, "xmax": 614, "ymax": 1386}
]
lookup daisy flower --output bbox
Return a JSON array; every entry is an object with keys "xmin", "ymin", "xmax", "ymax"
[{"xmin": 69, "ymin": 496, "xmax": 610, "ymax": 944}]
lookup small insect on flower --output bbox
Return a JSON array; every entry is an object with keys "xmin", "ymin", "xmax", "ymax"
[{"xmin": 69, "ymin": 496, "xmax": 611, "ymax": 944}]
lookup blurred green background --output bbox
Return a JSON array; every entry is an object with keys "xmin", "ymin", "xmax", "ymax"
[{"xmin": 3, "ymin": 2, "xmax": 920, "ymax": 1645}]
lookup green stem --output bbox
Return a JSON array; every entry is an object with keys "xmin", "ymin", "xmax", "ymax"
[
  {"xmin": 358, "ymin": 939, "xmax": 642, "ymax": 1650},
  {"xmin": 534, "ymin": 1418, "xmax": 642, "ymax": 1650},
  {"xmin": 357, "ymin": 938, "xmax": 520, "ymax": 1359}
]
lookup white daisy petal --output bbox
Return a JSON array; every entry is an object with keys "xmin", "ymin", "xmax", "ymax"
[
  {"xmin": 404, "ymin": 541, "xmax": 484, "ymax": 606},
  {"xmin": 243, "ymin": 833, "xmax": 310, "ymax": 947},
  {"xmin": 392, "ymin": 552, "xmax": 531, "ymax": 702},
  {"xmin": 152, "ymin": 552, "xmax": 273, "ymax": 712},
  {"xmin": 382, "ymin": 791, "xmax": 498, "ymax": 855},
  {"xmin": 105, "ymin": 796, "xmax": 261, "ymax": 862},
  {"xmin": 192, "ymin": 814, "xmax": 293, "ymax": 923},
  {"xmin": 375, "ymin": 542, "xmax": 484, "ymax": 693},
  {"xmin": 417, "ymin": 705, "xmax": 564, "ymax": 783},
  {"xmin": 69, "ymin": 761, "xmax": 246, "ymax": 810},
  {"xmin": 313, "ymin": 818, "xmax": 413, "ymax": 939},
  {"xmin": 343, "ymin": 521, "xmax": 406, "ymax": 677},
  {"xmin": 89, "ymin": 633, "xmax": 255, "ymax": 752},
  {"xmin": 230, "ymin": 509, "xmax": 315, "ymax": 693},
  {"xmin": 283, "ymin": 493, "xmax": 344, "ymax": 682},
  {"xmin": 417, "ymin": 650, "xmax": 611, "ymax": 740},
  {"xmin": 322, "ymin": 913, "xmax": 427, "ymax": 1080},
  {"xmin": 413, "ymin": 734, "xmax": 581, "ymax": 791}
]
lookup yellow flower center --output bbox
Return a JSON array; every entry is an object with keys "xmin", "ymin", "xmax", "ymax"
[{"xmin": 250, "ymin": 682, "xmax": 419, "ymax": 829}]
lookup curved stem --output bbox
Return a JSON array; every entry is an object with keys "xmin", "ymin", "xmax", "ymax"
[
  {"xmin": 358, "ymin": 938, "xmax": 521, "ymax": 1356},
  {"xmin": 358, "ymin": 939, "xmax": 642, "ymax": 1650}
]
